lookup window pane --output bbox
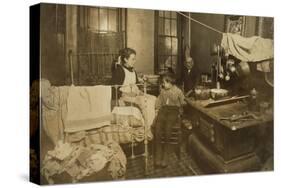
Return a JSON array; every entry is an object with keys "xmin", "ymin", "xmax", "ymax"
[
  {"xmin": 103, "ymin": 34, "xmax": 110, "ymax": 52},
  {"xmin": 95, "ymin": 56, "xmax": 102, "ymax": 75},
  {"xmin": 159, "ymin": 11, "xmax": 164, "ymax": 17},
  {"xmin": 165, "ymin": 37, "xmax": 171, "ymax": 54},
  {"xmin": 172, "ymin": 38, "xmax": 178, "ymax": 55},
  {"xmin": 165, "ymin": 11, "xmax": 171, "ymax": 18},
  {"xmin": 91, "ymin": 33, "xmax": 99, "ymax": 52},
  {"xmin": 78, "ymin": 8, "xmax": 125, "ymax": 85},
  {"xmin": 108, "ymin": 33, "xmax": 117, "ymax": 53},
  {"xmin": 105, "ymin": 56, "xmax": 111, "ymax": 76},
  {"xmin": 171, "ymin": 11, "xmax": 177, "ymax": 19},
  {"xmin": 89, "ymin": 8, "xmax": 98, "ymax": 30},
  {"xmin": 172, "ymin": 56, "xmax": 178, "ymax": 72},
  {"xmin": 158, "ymin": 17, "xmax": 164, "ymax": 35},
  {"xmin": 158, "ymin": 37, "xmax": 165, "ymax": 55},
  {"xmin": 99, "ymin": 8, "xmax": 108, "ymax": 31},
  {"xmin": 164, "ymin": 56, "xmax": 172, "ymax": 69},
  {"xmin": 164, "ymin": 19, "xmax": 171, "ymax": 35},
  {"xmin": 171, "ymin": 19, "xmax": 177, "ymax": 36},
  {"xmin": 108, "ymin": 9, "xmax": 117, "ymax": 32},
  {"xmin": 158, "ymin": 55, "xmax": 166, "ymax": 73}
]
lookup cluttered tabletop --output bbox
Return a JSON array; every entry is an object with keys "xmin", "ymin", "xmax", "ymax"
[{"xmin": 185, "ymin": 96, "xmax": 273, "ymax": 131}]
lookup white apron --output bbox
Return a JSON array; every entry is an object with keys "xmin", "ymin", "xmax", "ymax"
[{"xmin": 119, "ymin": 67, "xmax": 139, "ymax": 94}]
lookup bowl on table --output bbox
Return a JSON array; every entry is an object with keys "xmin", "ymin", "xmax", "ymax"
[
  {"xmin": 210, "ymin": 88, "xmax": 229, "ymax": 100},
  {"xmin": 194, "ymin": 86, "xmax": 210, "ymax": 100}
]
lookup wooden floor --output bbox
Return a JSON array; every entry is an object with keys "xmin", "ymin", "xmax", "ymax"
[
  {"xmin": 39, "ymin": 130, "xmax": 202, "ymax": 184},
  {"xmin": 125, "ymin": 146, "xmax": 202, "ymax": 180}
]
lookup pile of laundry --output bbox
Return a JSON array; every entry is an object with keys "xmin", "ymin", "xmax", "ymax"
[{"xmin": 41, "ymin": 141, "xmax": 126, "ymax": 184}]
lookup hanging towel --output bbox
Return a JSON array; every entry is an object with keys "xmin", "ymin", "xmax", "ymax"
[
  {"xmin": 221, "ymin": 33, "xmax": 274, "ymax": 62},
  {"xmin": 64, "ymin": 85, "xmax": 112, "ymax": 133}
]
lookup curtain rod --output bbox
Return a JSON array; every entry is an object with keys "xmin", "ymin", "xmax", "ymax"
[{"xmin": 177, "ymin": 11, "xmax": 224, "ymax": 35}]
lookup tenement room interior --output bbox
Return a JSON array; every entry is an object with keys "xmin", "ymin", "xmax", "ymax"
[{"xmin": 30, "ymin": 3, "xmax": 274, "ymax": 185}]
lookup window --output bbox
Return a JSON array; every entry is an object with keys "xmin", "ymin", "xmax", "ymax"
[
  {"xmin": 155, "ymin": 11, "xmax": 182, "ymax": 74},
  {"xmin": 77, "ymin": 6, "xmax": 126, "ymax": 85},
  {"xmin": 256, "ymin": 17, "xmax": 274, "ymax": 39}
]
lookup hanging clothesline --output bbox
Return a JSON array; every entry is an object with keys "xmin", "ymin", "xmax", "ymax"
[{"xmin": 177, "ymin": 11, "xmax": 224, "ymax": 35}]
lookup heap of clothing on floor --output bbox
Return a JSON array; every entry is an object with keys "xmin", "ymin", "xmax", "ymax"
[{"xmin": 41, "ymin": 140, "xmax": 126, "ymax": 184}]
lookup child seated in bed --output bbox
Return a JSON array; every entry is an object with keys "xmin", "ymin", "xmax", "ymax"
[{"xmin": 153, "ymin": 72, "xmax": 186, "ymax": 168}]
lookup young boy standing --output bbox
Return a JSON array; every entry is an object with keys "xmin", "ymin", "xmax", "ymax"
[{"xmin": 153, "ymin": 73, "xmax": 186, "ymax": 168}]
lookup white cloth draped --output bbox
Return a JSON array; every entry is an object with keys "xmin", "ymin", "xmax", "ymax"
[{"xmin": 221, "ymin": 33, "xmax": 273, "ymax": 62}]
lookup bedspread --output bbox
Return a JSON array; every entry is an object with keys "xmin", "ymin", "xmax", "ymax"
[{"xmin": 66, "ymin": 124, "xmax": 153, "ymax": 145}]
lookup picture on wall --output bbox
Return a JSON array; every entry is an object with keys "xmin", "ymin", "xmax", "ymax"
[{"xmin": 225, "ymin": 15, "xmax": 246, "ymax": 35}]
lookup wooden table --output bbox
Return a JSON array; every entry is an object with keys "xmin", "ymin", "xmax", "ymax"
[{"xmin": 184, "ymin": 97, "xmax": 273, "ymax": 173}]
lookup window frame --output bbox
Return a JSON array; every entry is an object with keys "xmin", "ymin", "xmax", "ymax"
[
  {"xmin": 154, "ymin": 10, "xmax": 183, "ymax": 75},
  {"xmin": 76, "ymin": 6, "xmax": 127, "ymax": 85}
]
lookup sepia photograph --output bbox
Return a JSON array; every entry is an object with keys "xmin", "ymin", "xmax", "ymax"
[{"xmin": 29, "ymin": 2, "xmax": 274, "ymax": 185}]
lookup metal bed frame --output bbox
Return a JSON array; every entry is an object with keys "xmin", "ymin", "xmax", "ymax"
[{"xmin": 68, "ymin": 50, "xmax": 150, "ymax": 176}]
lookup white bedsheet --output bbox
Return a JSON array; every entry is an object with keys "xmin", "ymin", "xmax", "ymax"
[{"xmin": 64, "ymin": 85, "xmax": 112, "ymax": 132}]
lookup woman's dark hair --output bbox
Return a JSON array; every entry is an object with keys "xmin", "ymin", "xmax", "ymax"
[
  {"xmin": 162, "ymin": 72, "xmax": 176, "ymax": 85},
  {"xmin": 120, "ymin": 47, "xmax": 136, "ymax": 65}
]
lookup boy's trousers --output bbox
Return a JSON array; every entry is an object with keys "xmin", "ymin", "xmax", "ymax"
[{"xmin": 153, "ymin": 106, "xmax": 180, "ymax": 165}]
